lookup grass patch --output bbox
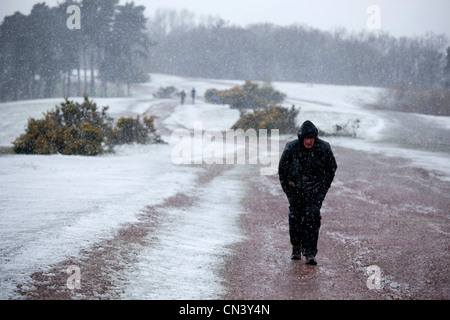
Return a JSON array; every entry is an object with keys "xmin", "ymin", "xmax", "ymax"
[{"xmin": 370, "ymin": 86, "xmax": 450, "ymax": 116}]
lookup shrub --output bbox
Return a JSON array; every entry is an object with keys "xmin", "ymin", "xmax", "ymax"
[
  {"xmin": 205, "ymin": 81, "xmax": 286, "ymax": 111},
  {"xmin": 12, "ymin": 95, "xmax": 164, "ymax": 155},
  {"xmin": 231, "ymin": 105, "xmax": 299, "ymax": 135},
  {"xmin": 153, "ymin": 86, "xmax": 179, "ymax": 99},
  {"xmin": 372, "ymin": 86, "xmax": 450, "ymax": 116},
  {"xmin": 111, "ymin": 115, "xmax": 163, "ymax": 145},
  {"xmin": 61, "ymin": 122, "xmax": 105, "ymax": 155},
  {"xmin": 318, "ymin": 118, "xmax": 360, "ymax": 137},
  {"xmin": 204, "ymin": 88, "xmax": 222, "ymax": 103},
  {"xmin": 13, "ymin": 96, "xmax": 112, "ymax": 155}
]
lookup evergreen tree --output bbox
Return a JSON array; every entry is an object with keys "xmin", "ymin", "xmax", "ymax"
[
  {"xmin": 56, "ymin": 1, "xmax": 83, "ymax": 97},
  {"xmin": 443, "ymin": 47, "xmax": 450, "ymax": 89},
  {"xmin": 31, "ymin": 4, "xmax": 61, "ymax": 98},
  {"xmin": 101, "ymin": 2, "xmax": 150, "ymax": 96},
  {"xmin": 81, "ymin": 0, "xmax": 119, "ymax": 97},
  {"xmin": 0, "ymin": 12, "xmax": 28, "ymax": 101}
]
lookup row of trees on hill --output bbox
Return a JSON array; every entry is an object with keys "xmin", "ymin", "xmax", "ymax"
[
  {"xmin": 2, "ymin": 6, "xmax": 450, "ymax": 103},
  {"xmin": 0, "ymin": 0, "xmax": 150, "ymax": 102},
  {"xmin": 147, "ymin": 9, "xmax": 450, "ymax": 90}
]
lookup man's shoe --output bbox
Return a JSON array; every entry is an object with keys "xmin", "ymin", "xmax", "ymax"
[
  {"xmin": 305, "ymin": 255, "xmax": 317, "ymax": 265},
  {"xmin": 291, "ymin": 245, "xmax": 302, "ymax": 260}
]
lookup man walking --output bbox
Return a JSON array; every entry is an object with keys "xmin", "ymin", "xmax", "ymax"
[
  {"xmin": 180, "ymin": 90, "xmax": 186, "ymax": 105},
  {"xmin": 278, "ymin": 120, "xmax": 337, "ymax": 265},
  {"xmin": 191, "ymin": 88, "xmax": 196, "ymax": 104}
]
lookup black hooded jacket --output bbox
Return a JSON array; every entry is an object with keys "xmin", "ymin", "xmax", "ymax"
[{"xmin": 278, "ymin": 120, "xmax": 337, "ymax": 200}]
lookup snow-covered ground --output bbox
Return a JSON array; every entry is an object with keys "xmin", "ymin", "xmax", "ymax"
[
  {"xmin": 0, "ymin": 74, "xmax": 449, "ymax": 299},
  {"xmin": 269, "ymin": 80, "xmax": 450, "ymax": 181}
]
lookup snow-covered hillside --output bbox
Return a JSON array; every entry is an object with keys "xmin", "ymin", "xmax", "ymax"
[{"xmin": 0, "ymin": 74, "xmax": 449, "ymax": 299}]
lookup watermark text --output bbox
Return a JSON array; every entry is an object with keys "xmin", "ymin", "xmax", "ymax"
[
  {"xmin": 366, "ymin": 5, "xmax": 381, "ymax": 30},
  {"xmin": 67, "ymin": 5, "xmax": 81, "ymax": 30},
  {"xmin": 66, "ymin": 265, "xmax": 81, "ymax": 290},
  {"xmin": 170, "ymin": 121, "xmax": 279, "ymax": 175},
  {"xmin": 366, "ymin": 265, "xmax": 382, "ymax": 290}
]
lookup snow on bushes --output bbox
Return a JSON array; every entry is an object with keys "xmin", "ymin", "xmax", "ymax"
[
  {"xmin": 12, "ymin": 95, "xmax": 164, "ymax": 155},
  {"xmin": 111, "ymin": 115, "xmax": 164, "ymax": 145},
  {"xmin": 204, "ymin": 81, "xmax": 286, "ymax": 111},
  {"xmin": 232, "ymin": 105, "xmax": 299, "ymax": 135}
]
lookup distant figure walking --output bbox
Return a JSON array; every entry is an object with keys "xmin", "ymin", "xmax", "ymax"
[
  {"xmin": 191, "ymin": 88, "xmax": 196, "ymax": 104},
  {"xmin": 180, "ymin": 90, "xmax": 186, "ymax": 105}
]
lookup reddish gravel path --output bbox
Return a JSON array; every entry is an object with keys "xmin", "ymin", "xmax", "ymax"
[{"xmin": 221, "ymin": 142, "xmax": 450, "ymax": 300}]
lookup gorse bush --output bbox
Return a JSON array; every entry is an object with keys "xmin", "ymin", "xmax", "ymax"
[
  {"xmin": 205, "ymin": 82, "xmax": 294, "ymax": 134},
  {"xmin": 13, "ymin": 95, "xmax": 164, "ymax": 155},
  {"xmin": 111, "ymin": 115, "xmax": 164, "ymax": 145},
  {"xmin": 232, "ymin": 105, "xmax": 299, "ymax": 135},
  {"xmin": 13, "ymin": 96, "xmax": 113, "ymax": 155},
  {"xmin": 205, "ymin": 81, "xmax": 286, "ymax": 111},
  {"xmin": 153, "ymin": 86, "xmax": 179, "ymax": 99}
]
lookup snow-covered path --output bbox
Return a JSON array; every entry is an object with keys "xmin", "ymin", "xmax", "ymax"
[
  {"xmin": 0, "ymin": 75, "xmax": 247, "ymax": 299},
  {"xmin": 119, "ymin": 165, "xmax": 247, "ymax": 300},
  {"xmin": 9, "ymin": 162, "xmax": 247, "ymax": 300},
  {"xmin": 0, "ymin": 143, "xmax": 204, "ymax": 299},
  {"xmin": 1, "ymin": 74, "xmax": 449, "ymax": 299}
]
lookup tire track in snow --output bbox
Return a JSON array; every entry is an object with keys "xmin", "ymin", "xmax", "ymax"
[
  {"xmin": 120, "ymin": 164, "xmax": 247, "ymax": 299},
  {"xmin": 14, "ymin": 192, "xmax": 193, "ymax": 299},
  {"xmin": 14, "ymin": 163, "xmax": 245, "ymax": 299}
]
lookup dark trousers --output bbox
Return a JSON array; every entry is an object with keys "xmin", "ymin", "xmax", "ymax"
[{"xmin": 288, "ymin": 195, "xmax": 322, "ymax": 257}]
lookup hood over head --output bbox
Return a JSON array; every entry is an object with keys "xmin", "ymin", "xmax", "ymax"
[{"xmin": 297, "ymin": 120, "xmax": 318, "ymax": 140}]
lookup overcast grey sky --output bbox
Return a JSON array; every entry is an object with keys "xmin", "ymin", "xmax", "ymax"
[{"xmin": 0, "ymin": 0, "xmax": 449, "ymax": 39}]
